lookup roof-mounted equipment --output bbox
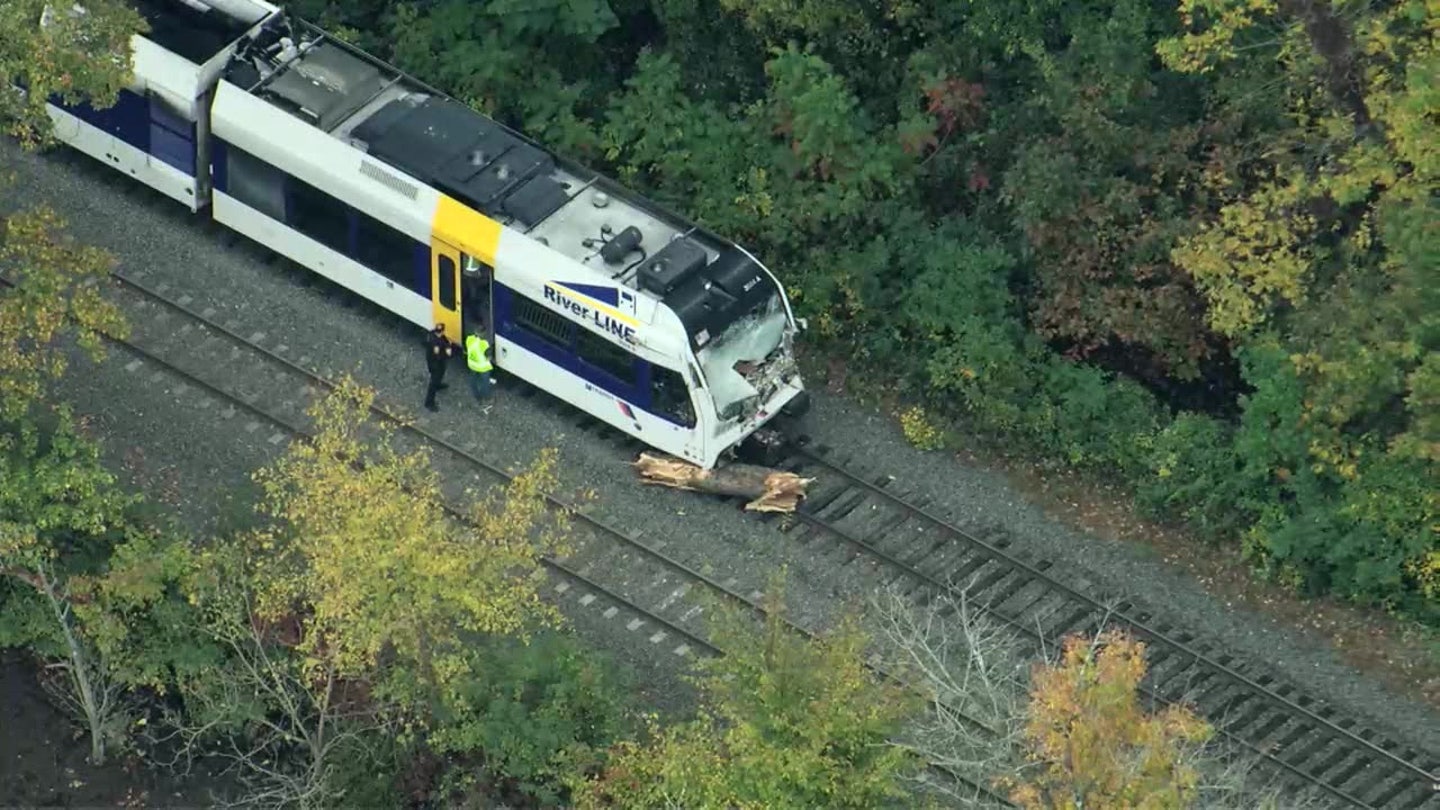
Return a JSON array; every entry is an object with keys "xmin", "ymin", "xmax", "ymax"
[{"xmin": 636, "ymin": 236, "xmax": 707, "ymax": 296}]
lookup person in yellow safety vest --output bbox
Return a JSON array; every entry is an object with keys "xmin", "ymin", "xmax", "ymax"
[{"xmin": 464, "ymin": 331, "xmax": 495, "ymax": 402}]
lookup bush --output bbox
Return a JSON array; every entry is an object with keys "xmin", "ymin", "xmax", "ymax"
[
  {"xmin": 428, "ymin": 631, "xmax": 633, "ymax": 806},
  {"xmin": 898, "ymin": 405, "xmax": 945, "ymax": 450},
  {"xmin": 1138, "ymin": 413, "xmax": 1258, "ymax": 541},
  {"xmin": 1245, "ymin": 453, "xmax": 1440, "ymax": 619},
  {"xmin": 1036, "ymin": 360, "xmax": 1165, "ymax": 477}
]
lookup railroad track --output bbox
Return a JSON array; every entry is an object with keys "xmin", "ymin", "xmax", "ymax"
[
  {"xmin": 97, "ymin": 267, "xmax": 735, "ymax": 656},
  {"xmin": 3, "ymin": 268, "xmax": 1010, "ymax": 806},
  {"xmin": 403, "ymin": 322, "xmax": 1440, "ymax": 809},
  {"xmin": 766, "ymin": 442, "xmax": 1440, "ymax": 810}
]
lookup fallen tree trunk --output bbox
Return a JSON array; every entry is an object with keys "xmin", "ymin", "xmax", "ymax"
[{"xmin": 633, "ymin": 453, "xmax": 813, "ymax": 513}]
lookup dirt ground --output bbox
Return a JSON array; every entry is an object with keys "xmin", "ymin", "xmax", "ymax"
[{"xmin": 0, "ymin": 652, "xmax": 219, "ymax": 809}]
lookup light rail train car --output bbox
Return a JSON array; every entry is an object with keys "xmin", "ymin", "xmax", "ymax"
[
  {"xmin": 38, "ymin": 0, "xmax": 810, "ymax": 469},
  {"xmin": 41, "ymin": 0, "xmax": 281, "ymax": 211}
]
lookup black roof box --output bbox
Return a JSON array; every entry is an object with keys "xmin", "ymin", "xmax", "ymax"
[
  {"xmin": 637, "ymin": 236, "xmax": 707, "ymax": 296},
  {"xmin": 666, "ymin": 277, "xmax": 736, "ymax": 349}
]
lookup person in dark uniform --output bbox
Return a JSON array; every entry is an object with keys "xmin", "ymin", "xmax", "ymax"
[{"xmin": 423, "ymin": 324, "xmax": 454, "ymax": 412}]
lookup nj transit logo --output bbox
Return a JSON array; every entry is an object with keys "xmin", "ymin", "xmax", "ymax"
[{"xmin": 543, "ymin": 282, "xmax": 639, "ymax": 343}]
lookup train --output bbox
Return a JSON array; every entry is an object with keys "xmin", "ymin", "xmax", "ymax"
[{"xmin": 35, "ymin": 0, "xmax": 810, "ymax": 469}]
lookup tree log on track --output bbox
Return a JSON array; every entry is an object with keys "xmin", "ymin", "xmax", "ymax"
[{"xmin": 633, "ymin": 453, "xmax": 813, "ymax": 513}]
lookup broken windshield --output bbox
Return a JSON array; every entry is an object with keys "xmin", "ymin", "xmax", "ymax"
[{"xmin": 696, "ymin": 292, "xmax": 788, "ymax": 420}]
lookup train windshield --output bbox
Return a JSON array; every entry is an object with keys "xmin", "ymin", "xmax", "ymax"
[{"xmin": 697, "ymin": 292, "xmax": 789, "ymax": 420}]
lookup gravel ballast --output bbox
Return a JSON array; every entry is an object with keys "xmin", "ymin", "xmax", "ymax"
[
  {"xmin": 39, "ymin": 330, "xmax": 701, "ymax": 721},
  {"xmin": 5, "ymin": 140, "xmax": 1437, "ymax": 760},
  {"xmin": 796, "ymin": 391, "xmax": 1440, "ymax": 754}
]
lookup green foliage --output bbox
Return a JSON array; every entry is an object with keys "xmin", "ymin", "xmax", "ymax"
[
  {"xmin": 0, "ymin": 410, "xmax": 201, "ymax": 676},
  {"xmin": 645, "ymin": 0, "xmax": 769, "ymax": 103},
  {"xmin": 242, "ymin": 376, "xmax": 568, "ymax": 704},
  {"xmin": 1141, "ymin": 0, "xmax": 1438, "ymax": 616},
  {"xmin": 25, "ymin": 0, "xmax": 1439, "ymax": 723},
  {"xmin": 148, "ymin": 378, "xmax": 613, "ymax": 804},
  {"xmin": 173, "ymin": 542, "xmax": 389, "ymax": 809},
  {"xmin": 0, "ymin": 203, "xmax": 128, "ymax": 421},
  {"xmin": 1226, "ymin": 343, "xmax": 1439, "ymax": 616},
  {"xmin": 0, "ymin": 410, "xmax": 133, "ymax": 663},
  {"xmin": 1138, "ymin": 413, "xmax": 1256, "ymax": 540},
  {"xmin": 552, "ymin": 0, "xmax": 1438, "ymax": 618},
  {"xmin": 575, "ymin": 579, "xmax": 920, "ymax": 808},
  {"xmin": 385, "ymin": 0, "xmax": 606, "ymax": 154},
  {"xmin": 0, "ymin": 410, "xmax": 210, "ymax": 764},
  {"xmin": 0, "ymin": 393, "xmax": 625, "ymax": 798},
  {"xmin": 429, "ymin": 632, "xmax": 632, "ymax": 806},
  {"xmin": 0, "ymin": 0, "xmax": 147, "ymax": 148},
  {"xmin": 997, "ymin": 0, "xmax": 1223, "ymax": 379}
]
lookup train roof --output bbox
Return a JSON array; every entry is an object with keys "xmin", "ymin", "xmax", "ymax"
[
  {"xmin": 221, "ymin": 14, "xmax": 788, "ymax": 349},
  {"xmin": 129, "ymin": 0, "xmax": 273, "ymax": 65},
  {"xmin": 223, "ymin": 12, "xmax": 782, "ymax": 349}
]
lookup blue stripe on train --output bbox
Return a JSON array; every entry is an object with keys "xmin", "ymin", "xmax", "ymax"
[
  {"xmin": 495, "ymin": 283, "xmax": 689, "ymax": 426},
  {"xmin": 147, "ymin": 94, "xmax": 197, "ymax": 175},
  {"xmin": 48, "ymin": 88, "xmax": 198, "ymax": 175},
  {"xmin": 211, "ymin": 137, "xmax": 230, "ymax": 192},
  {"xmin": 494, "ymin": 283, "xmax": 645, "ymax": 404}
]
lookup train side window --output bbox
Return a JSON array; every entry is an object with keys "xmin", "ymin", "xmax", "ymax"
[
  {"xmin": 354, "ymin": 212, "xmax": 417, "ymax": 287},
  {"xmin": 513, "ymin": 296, "xmax": 572, "ymax": 348},
  {"xmin": 437, "ymin": 255, "xmax": 457, "ymax": 310},
  {"xmin": 288, "ymin": 178, "xmax": 349, "ymax": 253},
  {"xmin": 652, "ymin": 365, "xmax": 696, "ymax": 427},
  {"xmin": 225, "ymin": 145, "xmax": 286, "ymax": 221},
  {"xmin": 577, "ymin": 329, "xmax": 637, "ymax": 386}
]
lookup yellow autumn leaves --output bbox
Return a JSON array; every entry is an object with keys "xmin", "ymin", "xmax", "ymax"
[
  {"xmin": 1159, "ymin": 0, "xmax": 1437, "ymax": 340},
  {"xmin": 1007, "ymin": 631, "xmax": 1214, "ymax": 810},
  {"xmin": 232, "ymin": 375, "xmax": 567, "ymax": 698},
  {"xmin": 0, "ymin": 201, "xmax": 127, "ymax": 420},
  {"xmin": 0, "ymin": 0, "xmax": 145, "ymax": 148}
]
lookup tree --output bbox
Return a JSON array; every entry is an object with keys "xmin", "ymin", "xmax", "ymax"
[
  {"xmin": 244, "ymin": 376, "xmax": 568, "ymax": 704},
  {"xmin": 998, "ymin": 0, "xmax": 1226, "ymax": 381},
  {"xmin": 868, "ymin": 583, "xmax": 1029, "ymax": 806},
  {"xmin": 574, "ymin": 574, "xmax": 920, "ymax": 809},
  {"xmin": 425, "ymin": 631, "xmax": 633, "ymax": 806},
  {"xmin": 0, "ymin": 0, "xmax": 147, "ymax": 148},
  {"xmin": 150, "ymin": 377, "xmax": 573, "ymax": 806},
  {"xmin": 155, "ymin": 544, "xmax": 392, "ymax": 810},
  {"xmin": 1004, "ymin": 630, "xmax": 1213, "ymax": 809},
  {"xmin": 1154, "ymin": 0, "xmax": 1439, "ymax": 612},
  {"xmin": 0, "ymin": 409, "xmax": 199, "ymax": 766},
  {"xmin": 385, "ymin": 0, "xmax": 608, "ymax": 154},
  {"xmin": 0, "ymin": 202, "xmax": 128, "ymax": 421}
]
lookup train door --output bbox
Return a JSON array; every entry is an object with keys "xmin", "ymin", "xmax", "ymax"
[
  {"xmin": 460, "ymin": 254, "xmax": 494, "ymax": 345},
  {"xmin": 429, "ymin": 239, "xmax": 462, "ymax": 342}
]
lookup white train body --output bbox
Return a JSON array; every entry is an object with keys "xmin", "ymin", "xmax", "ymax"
[{"xmin": 39, "ymin": 0, "xmax": 809, "ymax": 469}]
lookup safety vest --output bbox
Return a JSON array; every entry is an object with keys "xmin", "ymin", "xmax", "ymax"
[{"xmin": 465, "ymin": 335, "xmax": 493, "ymax": 373}]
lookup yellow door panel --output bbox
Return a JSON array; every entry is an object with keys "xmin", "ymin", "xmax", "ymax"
[
  {"xmin": 433, "ymin": 196, "xmax": 502, "ymax": 265},
  {"xmin": 430, "ymin": 239, "xmax": 462, "ymax": 343}
]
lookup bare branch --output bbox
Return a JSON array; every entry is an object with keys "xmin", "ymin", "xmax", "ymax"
[
  {"xmin": 141, "ymin": 599, "xmax": 393, "ymax": 810},
  {"xmin": 869, "ymin": 581, "xmax": 1030, "ymax": 806}
]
